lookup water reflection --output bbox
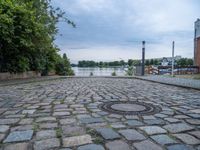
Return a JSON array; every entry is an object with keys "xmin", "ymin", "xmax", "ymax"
[{"xmin": 72, "ymin": 67, "xmax": 126, "ymax": 76}]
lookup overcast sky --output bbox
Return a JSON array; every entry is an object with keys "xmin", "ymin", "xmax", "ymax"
[{"xmin": 52, "ymin": 0, "xmax": 200, "ymax": 63}]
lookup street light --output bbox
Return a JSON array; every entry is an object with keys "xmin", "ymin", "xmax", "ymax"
[
  {"xmin": 172, "ymin": 41, "xmax": 175, "ymax": 77},
  {"xmin": 141, "ymin": 41, "xmax": 145, "ymax": 76}
]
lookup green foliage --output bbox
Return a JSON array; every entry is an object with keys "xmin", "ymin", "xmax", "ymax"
[
  {"xmin": 55, "ymin": 53, "xmax": 74, "ymax": 76},
  {"xmin": 56, "ymin": 128, "xmax": 62, "ymax": 138},
  {"xmin": 145, "ymin": 60, "xmax": 150, "ymax": 66},
  {"xmin": 150, "ymin": 59, "xmax": 154, "ymax": 65},
  {"xmin": 154, "ymin": 59, "xmax": 159, "ymax": 65},
  {"xmin": 78, "ymin": 60, "xmax": 96, "ymax": 67},
  {"xmin": 126, "ymin": 66, "xmax": 134, "ymax": 76},
  {"xmin": 0, "ymin": 0, "xmax": 74, "ymax": 73},
  {"xmin": 128, "ymin": 59, "xmax": 134, "ymax": 66},
  {"xmin": 111, "ymin": 71, "xmax": 117, "ymax": 76},
  {"xmin": 176, "ymin": 58, "xmax": 193, "ymax": 66},
  {"xmin": 145, "ymin": 59, "xmax": 160, "ymax": 66},
  {"xmin": 78, "ymin": 60, "xmax": 136, "ymax": 67},
  {"xmin": 86, "ymin": 128, "xmax": 104, "ymax": 144},
  {"xmin": 128, "ymin": 59, "xmax": 140, "ymax": 66}
]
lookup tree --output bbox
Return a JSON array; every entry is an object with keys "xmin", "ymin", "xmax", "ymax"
[
  {"xmin": 154, "ymin": 59, "xmax": 159, "ymax": 65},
  {"xmin": 132, "ymin": 60, "xmax": 140, "ymax": 66},
  {"xmin": 0, "ymin": 0, "xmax": 75, "ymax": 74},
  {"xmin": 120, "ymin": 60, "xmax": 125, "ymax": 66},
  {"xmin": 55, "ymin": 53, "xmax": 74, "ymax": 76},
  {"xmin": 99, "ymin": 61, "xmax": 103, "ymax": 67},
  {"xmin": 176, "ymin": 58, "xmax": 193, "ymax": 66},
  {"xmin": 145, "ymin": 60, "xmax": 150, "ymax": 66},
  {"xmin": 128, "ymin": 59, "xmax": 134, "ymax": 66},
  {"xmin": 186, "ymin": 59, "xmax": 193, "ymax": 66},
  {"xmin": 150, "ymin": 59, "xmax": 154, "ymax": 65}
]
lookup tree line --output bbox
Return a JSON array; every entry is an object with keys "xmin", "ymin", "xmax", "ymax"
[
  {"xmin": 77, "ymin": 60, "xmax": 141, "ymax": 67},
  {"xmin": 0, "ymin": 0, "xmax": 74, "ymax": 75},
  {"xmin": 78, "ymin": 60, "xmax": 126, "ymax": 67},
  {"xmin": 76, "ymin": 58, "xmax": 194, "ymax": 68}
]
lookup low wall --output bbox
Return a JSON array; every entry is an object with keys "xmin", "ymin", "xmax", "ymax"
[{"xmin": 0, "ymin": 71, "xmax": 41, "ymax": 80}]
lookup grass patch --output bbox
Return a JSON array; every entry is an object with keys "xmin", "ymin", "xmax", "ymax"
[
  {"xmin": 111, "ymin": 71, "xmax": 117, "ymax": 76},
  {"xmin": 56, "ymin": 128, "xmax": 62, "ymax": 138},
  {"xmin": 60, "ymin": 99, "xmax": 65, "ymax": 104},
  {"xmin": 32, "ymin": 123, "xmax": 39, "ymax": 131},
  {"xmin": 86, "ymin": 128, "xmax": 104, "ymax": 144}
]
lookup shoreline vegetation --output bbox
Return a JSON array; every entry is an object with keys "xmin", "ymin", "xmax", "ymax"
[
  {"xmin": 0, "ymin": 0, "xmax": 74, "ymax": 76},
  {"xmin": 72, "ymin": 58, "xmax": 194, "ymax": 68}
]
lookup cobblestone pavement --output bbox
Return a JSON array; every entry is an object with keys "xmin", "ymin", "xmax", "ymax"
[{"xmin": 0, "ymin": 78, "xmax": 200, "ymax": 150}]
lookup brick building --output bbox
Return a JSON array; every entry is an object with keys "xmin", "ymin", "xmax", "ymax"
[{"xmin": 194, "ymin": 19, "xmax": 200, "ymax": 70}]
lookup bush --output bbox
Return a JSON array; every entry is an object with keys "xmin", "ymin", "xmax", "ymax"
[
  {"xmin": 55, "ymin": 53, "xmax": 74, "ymax": 76},
  {"xmin": 90, "ymin": 72, "xmax": 93, "ymax": 76},
  {"xmin": 111, "ymin": 71, "xmax": 117, "ymax": 76},
  {"xmin": 126, "ymin": 66, "xmax": 134, "ymax": 76}
]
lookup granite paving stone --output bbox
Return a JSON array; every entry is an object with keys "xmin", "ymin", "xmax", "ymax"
[
  {"xmin": 172, "ymin": 133, "xmax": 200, "ymax": 145},
  {"xmin": 79, "ymin": 117, "xmax": 104, "ymax": 124},
  {"xmin": 118, "ymin": 129, "xmax": 146, "ymax": 141},
  {"xmin": 96, "ymin": 128, "xmax": 120, "ymax": 140},
  {"xmin": 62, "ymin": 126, "xmax": 85, "ymax": 136},
  {"xmin": 36, "ymin": 117, "xmax": 56, "ymax": 123},
  {"xmin": 36, "ymin": 130, "xmax": 56, "ymax": 140},
  {"xmin": 39, "ymin": 123, "xmax": 58, "ymax": 129},
  {"xmin": 127, "ymin": 120, "xmax": 144, "ymax": 126},
  {"xmin": 163, "ymin": 123, "xmax": 194, "ymax": 133},
  {"xmin": 53, "ymin": 111, "xmax": 70, "ymax": 116},
  {"xmin": 167, "ymin": 144, "xmax": 195, "ymax": 150},
  {"xmin": 4, "ymin": 130, "xmax": 33, "ymax": 143},
  {"xmin": 197, "ymin": 146, "xmax": 200, "ymax": 150},
  {"xmin": 111, "ymin": 123, "xmax": 126, "ymax": 129},
  {"xmin": 0, "ymin": 125, "xmax": 9, "ymax": 133},
  {"xmin": 22, "ymin": 109, "xmax": 36, "ymax": 114},
  {"xmin": 164, "ymin": 118, "xmax": 180, "ymax": 123},
  {"xmin": 189, "ymin": 131, "xmax": 200, "ymax": 139},
  {"xmin": 0, "ymin": 119, "xmax": 20, "ymax": 125},
  {"xmin": 144, "ymin": 119, "xmax": 165, "ymax": 125},
  {"xmin": 3, "ymin": 142, "xmax": 30, "ymax": 150},
  {"xmin": 185, "ymin": 119, "xmax": 200, "ymax": 125},
  {"xmin": 19, "ymin": 118, "xmax": 33, "ymax": 125},
  {"xmin": 105, "ymin": 140, "xmax": 131, "ymax": 150},
  {"xmin": 0, "ymin": 134, "xmax": 5, "ymax": 142},
  {"xmin": 60, "ymin": 118, "xmax": 76, "ymax": 125},
  {"xmin": 62, "ymin": 134, "xmax": 92, "ymax": 147},
  {"xmin": 77, "ymin": 144, "xmax": 105, "ymax": 150},
  {"xmin": 10, "ymin": 125, "xmax": 33, "ymax": 132},
  {"xmin": 139, "ymin": 126, "xmax": 167, "ymax": 135},
  {"xmin": 133, "ymin": 139, "xmax": 163, "ymax": 150},
  {"xmin": 187, "ymin": 113, "xmax": 200, "ymax": 119},
  {"xmin": 151, "ymin": 134, "xmax": 178, "ymax": 145},
  {"xmin": 190, "ymin": 109, "xmax": 200, "ymax": 114},
  {"xmin": 34, "ymin": 138, "xmax": 60, "ymax": 150}
]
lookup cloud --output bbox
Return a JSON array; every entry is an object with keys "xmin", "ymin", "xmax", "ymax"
[{"xmin": 52, "ymin": 0, "xmax": 200, "ymax": 62}]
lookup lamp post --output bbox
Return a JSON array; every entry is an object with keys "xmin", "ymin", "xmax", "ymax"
[
  {"xmin": 141, "ymin": 41, "xmax": 145, "ymax": 76},
  {"xmin": 172, "ymin": 41, "xmax": 175, "ymax": 77}
]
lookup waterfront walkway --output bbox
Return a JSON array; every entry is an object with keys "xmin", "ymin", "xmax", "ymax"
[
  {"xmin": 0, "ymin": 77, "xmax": 200, "ymax": 150},
  {"xmin": 135, "ymin": 75, "xmax": 200, "ymax": 90}
]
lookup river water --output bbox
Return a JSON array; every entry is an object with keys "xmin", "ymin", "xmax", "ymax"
[{"xmin": 72, "ymin": 67, "xmax": 127, "ymax": 76}]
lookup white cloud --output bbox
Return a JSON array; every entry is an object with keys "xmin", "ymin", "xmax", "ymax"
[{"xmin": 52, "ymin": 0, "xmax": 200, "ymax": 62}]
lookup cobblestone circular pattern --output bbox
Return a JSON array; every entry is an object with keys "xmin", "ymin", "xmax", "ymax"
[{"xmin": 99, "ymin": 101, "xmax": 162, "ymax": 115}]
